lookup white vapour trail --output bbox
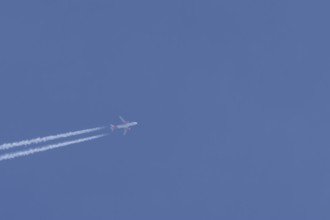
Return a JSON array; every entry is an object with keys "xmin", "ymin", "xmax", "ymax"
[
  {"xmin": 0, "ymin": 134, "xmax": 107, "ymax": 161},
  {"xmin": 0, "ymin": 127, "xmax": 105, "ymax": 151}
]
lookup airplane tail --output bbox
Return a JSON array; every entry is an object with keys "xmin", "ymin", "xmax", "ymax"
[{"xmin": 111, "ymin": 124, "xmax": 116, "ymax": 131}]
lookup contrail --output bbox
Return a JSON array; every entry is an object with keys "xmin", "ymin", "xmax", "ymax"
[
  {"xmin": 0, "ymin": 126, "xmax": 106, "ymax": 151},
  {"xmin": 0, "ymin": 134, "xmax": 107, "ymax": 161}
]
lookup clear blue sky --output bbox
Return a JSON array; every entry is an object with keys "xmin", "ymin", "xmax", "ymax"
[{"xmin": 0, "ymin": 1, "xmax": 329, "ymax": 219}]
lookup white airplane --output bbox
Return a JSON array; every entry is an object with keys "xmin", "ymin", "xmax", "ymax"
[{"xmin": 111, "ymin": 116, "xmax": 138, "ymax": 135}]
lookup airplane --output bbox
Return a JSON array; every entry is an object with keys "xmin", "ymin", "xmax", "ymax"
[{"xmin": 111, "ymin": 116, "xmax": 138, "ymax": 135}]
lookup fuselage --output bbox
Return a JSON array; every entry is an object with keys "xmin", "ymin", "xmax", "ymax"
[{"xmin": 116, "ymin": 121, "xmax": 138, "ymax": 129}]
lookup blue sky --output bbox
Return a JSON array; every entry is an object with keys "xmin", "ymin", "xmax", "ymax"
[{"xmin": 0, "ymin": 0, "xmax": 329, "ymax": 219}]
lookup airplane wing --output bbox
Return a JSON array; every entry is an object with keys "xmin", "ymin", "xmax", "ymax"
[
  {"xmin": 123, "ymin": 128, "xmax": 128, "ymax": 135},
  {"xmin": 119, "ymin": 116, "xmax": 127, "ymax": 123}
]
